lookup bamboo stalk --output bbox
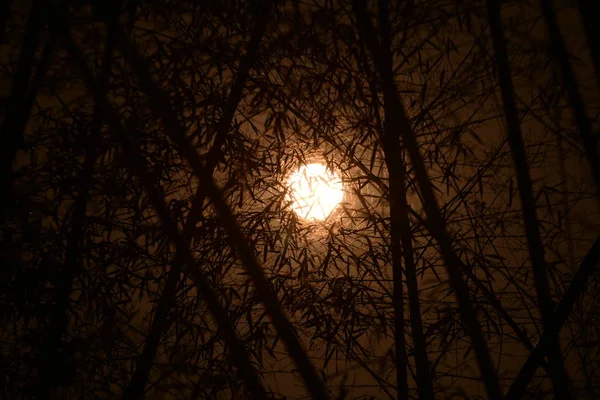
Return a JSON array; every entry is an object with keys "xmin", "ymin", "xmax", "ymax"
[
  {"xmin": 541, "ymin": 0, "xmax": 600, "ymax": 199},
  {"xmin": 0, "ymin": 0, "xmax": 44, "ymax": 220},
  {"xmin": 38, "ymin": 14, "xmax": 115, "ymax": 397},
  {"xmin": 375, "ymin": 1, "xmax": 434, "ymax": 398},
  {"xmin": 58, "ymin": 17, "xmax": 269, "ymax": 398},
  {"xmin": 377, "ymin": 1, "xmax": 409, "ymax": 397},
  {"xmin": 111, "ymin": 8, "xmax": 329, "ymax": 399},
  {"xmin": 0, "ymin": 0, "xmax": 9, "ymax": 45},
  {"xmin": 21, "ymin": 33, "xmax": 56, "ymax": 128},
  {"xmin": 486, "ymin": 0, "xmax": 571, "ymax": 397},
  {"xmin": 124, "ymin": 4, "xmax": 271, "ymax": 397},
  {"xmin": 351, "ymin": 1, "xmax": 503, "ymax": 398},
  {"xmin": 576, "ymin": 0, "xmax": 600, "ymax": 99}
]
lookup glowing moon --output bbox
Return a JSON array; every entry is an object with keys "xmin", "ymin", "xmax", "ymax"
[{"xmin": 285, "ymin": 163, "xmax": 344, "ymax": 221}]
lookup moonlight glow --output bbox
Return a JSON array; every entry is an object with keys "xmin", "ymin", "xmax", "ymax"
[{"xmin": 285, "ymin": 163, "xmax": 344, "ymax": 221}]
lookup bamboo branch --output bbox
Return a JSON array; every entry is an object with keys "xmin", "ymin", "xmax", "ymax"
[{"xmin": 124, "ymin": 4, "xmax": 272, "ymax": 397}]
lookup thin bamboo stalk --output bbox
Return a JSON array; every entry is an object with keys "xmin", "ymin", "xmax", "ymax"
[
  {"xmin": 377, "ymin": 1, "xmax": 409, "ymax": 397},
  {"xmin": 0, "ymin": 0, "xmax": 9, "ymax": 45},
  {"xmin": 351, "ymin": 1, "xmax": 503, "ymax": 398},
  {"xmin": 375, "ymin": 1, "xmax": 434, "ymax": 398},
  {"xmin": 576, "ymin": 0, "xmax": 600, "ymax": 98},
  {"xmin": 112, "ymin": 10, "xmax": 329, "ymax": 399},
  {"xmin": 486, "ymin": 1, "xmax": 571, "ymax": 397},
  {"xmin": 0, "ymin": 0, "xmax": 44, "ymax": 220},
  {"xmin": 21, "ymin": 33, "xmax": 56, "ymax": 127},
  {"xmin": 541, "ymin": 0, "xmax": 600, "ymax": 199},
  {"xmin": 37, "ymin": 13, "xmax": 105, "ymax": 398},
  {"xmin": 58, "ymin": 17, "xmax": 269, "ymax": 398},
  {"xmin": 124, "ymin": 4, "xmax": 271, "ymax": 397}
]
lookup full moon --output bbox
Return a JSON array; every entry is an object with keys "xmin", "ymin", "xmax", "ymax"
[{"xmin": 285, "ymin": 163, "xmax": 344, "ymax": 221}]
